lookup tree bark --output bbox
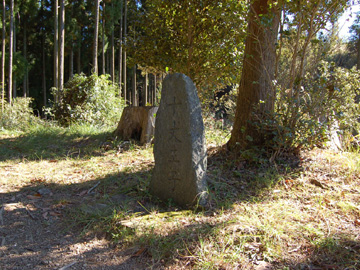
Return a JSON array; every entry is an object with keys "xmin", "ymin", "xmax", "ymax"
[
  {"xmin": 77, "ymin": 43, "xmax": 81, "ymax": 74},
  {"xmin": 102, "ymin": 0, "xmax": 106, "ymax": 75},
  {"xmin": 143, "ymin": 72, "xmax": 148, "ymax": 106},
  {"xmin": 8, "ymin": 0, "xmax": 14, "ymax": 105},
  {"xmin": 69, "ymin": 43, "xmax": 74, "ymax": 78},
  {"xmin": 153, "ymin": 74, "xmax": 157, "ymax": 105},
  {"xmin": 59, "ymin": 0, "xmax": 65, "ymax": 91},
  {"xmin": 1, "ymin": 0, "xmax": 5, "ymax": 110},
  {"xmin": 93, "ymin": 0, "xmax": 100, "ymax": 75},
  {"xmin": 111, "ymin": 26, "xmax": 115, "ymax": 83},
  {"xmin": 42, "ymin": 35, "xmax": 46, "ymax": 107},
  {"xmin": 114, "ymin": 106, "xmax": 158, "ymax": 145},
  {"xmin": 228, "ymin": 0, "xmax": 280, "ymax": 150},
  {"xmin": 132, "ymin": 65, "xmax": 137, "ymax": 106},
  {"xmin": 118, "ymin": 0, "xmax": 123, "ymax": 95},
  {"xmin": 23, "ymin": 23, "xmax": 27, "ymax": 97},
  {"xmin": 357, "ymin": 31, "xmax": 360, "ymax": 70},
  {"xmin": 12, "ymin": 16, "xmax": 16, "ymax": 98},
  {"xmin": 54, "ymin": 0, "xmax": 58, "ymax": 91},
  {"xmin": 123, "ymin": 0, "xmax": 127, "ymax": 103}
]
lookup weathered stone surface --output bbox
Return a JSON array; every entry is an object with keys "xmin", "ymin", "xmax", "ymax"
[
  {"xmin": 114, "ymin": 106, "xmax": 158, "ymax": 145},
  {"xmin": 150, "ymin": 73, "xmax": 207, "ymax": 207}
]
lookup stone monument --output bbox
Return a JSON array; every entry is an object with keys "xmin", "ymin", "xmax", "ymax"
[{"xmin": 150, "ymin": 73, "xmax": 207, "ymax": 207}]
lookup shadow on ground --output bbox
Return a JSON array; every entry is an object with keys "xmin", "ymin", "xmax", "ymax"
[
  {"xmin": 2, "ymin": 130, "xmax": 357, "ymax": 269},
  {"xmin": 0, "ymin": 129, "xmax": 294, "ymax": 269},
  {"xmin": 0, "ymin": 166, "xmax": 155, "ymax": 269}
]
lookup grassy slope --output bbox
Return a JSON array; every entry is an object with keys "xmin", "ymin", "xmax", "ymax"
[{"xmin": 0, "ymin": 123, "xmax": 359, "ymax": 269}]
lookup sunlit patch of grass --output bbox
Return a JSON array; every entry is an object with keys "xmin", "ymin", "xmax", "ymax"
[
  {"xmin": 312, "ymin": 149, "xmax": 360, "ymax": 183},
  {"xmin": 204, "ymin": 116, "xmax": 231, "ymax": 147},
  {"xmin": 337, "ymin": 201, "xmax": 359, "ymax": 214},
  {"xmin": 1, "ymin": 124, "xmax": 360, "ymax": 269},
  {"xmin": 99, "ymin": 146, "xmax": 360, "ymax": 268}
]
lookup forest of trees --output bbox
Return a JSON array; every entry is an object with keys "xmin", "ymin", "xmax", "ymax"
[
  {"xmin": 0, "ymin": 0, "xmax": 163, "ymax": 111},
  {"xmin": 0, "ymin": 0, "xmax": 359, "ymax": 152}
]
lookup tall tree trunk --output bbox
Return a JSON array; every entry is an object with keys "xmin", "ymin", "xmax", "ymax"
[
  {"xmin": 42, "ymin": 35, "xmax": 46, "ymax": 108},
  {"xmin": 93, "ymin": 0, "xmax": 100, "ymax": 75},
  {"xmin": 102, "ymin": 0, "xmax": 105, "ymax": 75},
  {"xmin": 23, "ymin": 23, "xmax": 27, "ymax": 97},
  {"xmin": 54, "ymin": 0, "xmax": 58, "ymax": 91},
  {"xmin": 123, "ymin": 0, "xmax": 127, "ymax": 104},
  {"xmin": 118, "ymin": 0, "xmax": 123, "ymax": 95},
  {"xmin": 357, "ymin": 31, "xmax": 360, "ymax": 70},
  {"xmin": 12, "ymin": 16, "xmax": 16, "ymax": 98},
  {"xmin": 153, "ymin": 74, "xmax": 157, "ymax": 105},
  {"xmin": 77, "ymin": 43, "xmax": 81, "ymax": 74},
  {"xmin": 26, "ymin": 67, "xmax": 29, "ymax": 97},
  {"xmin": 275, "ymin": 8, "xmax": 285, "ymax": 81},
  {"xmin": 228, "ymin": 0, "xmax": 280, "ymax": 150},
  {"xmin": 8, "ymin": 0, "xmax": 14, "ymax": 105},
  {"xmin": 132, "ymin": 65, "xmax": 136, "ymax": 106},
  {"xmin": 69, "ymin": 43, "xmax": 73, "ymax": 78},
  {"xmin": 111, "ymin": 27, "xmax": 115, "ymax": 83},
  {"xmin": 59, "ymin": 0, "xmax": 65, "ymax": 91},
  {"xmin": 106, "ymin": 51, "xmax": 110, "ymax": 73},
  {"xmin": 41, "ymin": 0, "xmax": 46, "ymax": 107},
  {"xmin": 1, "ymin": 0, "xmax": 5, "ymax": 111},
  {"xmin": 144, "ymin": 72, "xmax": 148, "ymax": 106}
]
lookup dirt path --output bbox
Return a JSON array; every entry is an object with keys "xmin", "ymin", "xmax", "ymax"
[{"xmin": 0, "ymin": 184, "xmax": 150, "ymax": 270}]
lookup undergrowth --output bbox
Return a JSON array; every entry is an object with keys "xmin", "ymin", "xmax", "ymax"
[
  {"xmin": 0, "ymin": 97, "xmax": 43, "ymax": 132},
  {"xmin": 49, "ymin": 73, "xmax": 125, "ymax": 128}
]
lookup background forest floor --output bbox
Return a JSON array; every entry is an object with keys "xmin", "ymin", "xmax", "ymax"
[{"xmin": 0, "ymin": 124, "xmax": 359, "ymax": 270}]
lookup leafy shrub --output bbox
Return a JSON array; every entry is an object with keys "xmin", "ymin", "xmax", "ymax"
[
  {"xmin": 0, "ymin": 97, "xmax": 42, "ymax": 131},
  {"xmin": 254, "ymin": 62, "xmax": 360, "ymax": 154},
  {"xmin": 50, "ymin": 73, "xmax": 124, "ymax": 127}
]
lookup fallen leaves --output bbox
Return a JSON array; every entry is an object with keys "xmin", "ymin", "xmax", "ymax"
[
  {"xmin": 30, "ymin": 177, "xmax": 46, "ymax": 184},
  {"xmin": 42, "ymin": 209, "xmax": 62, "ymax": 220},
  {"xmin": 310, "ymin": 179, "xmax": 329, "ymax": 189},
  {"xmin": 355, "ymin": 219, "xmax": 360, "ymax": 226},
  {"xmin": 132, "ymin": 247, "xmax": 147, "ymax": 257},
  {"xmin": 26, "ymin": 194, "xmax": 41, "ymax": 200}
]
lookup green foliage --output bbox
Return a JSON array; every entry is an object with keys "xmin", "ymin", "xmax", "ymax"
[
  {"xmin": 128, "ymin": 0, "xmax": 247, "ymax": 88},
  {"xmin": 50, "ymin": 73, "xmax": 124, "ymax": 127},
  {"xmin": 255, "ymin": 61, "xmax": 360, "ymax": 154},
  {"xmin": 0, "ymin": 97, "xmax": 42, "ymax": 131}
]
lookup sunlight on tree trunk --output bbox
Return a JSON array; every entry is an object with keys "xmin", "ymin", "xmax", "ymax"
[{"xmin": 228, "ymin": 0, "xmax": 280, "ymax": 150}]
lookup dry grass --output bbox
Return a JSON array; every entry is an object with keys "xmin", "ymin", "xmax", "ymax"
[{"xmin": 1, "ymin": 125, "xmax": 359, "ymax": 269}]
